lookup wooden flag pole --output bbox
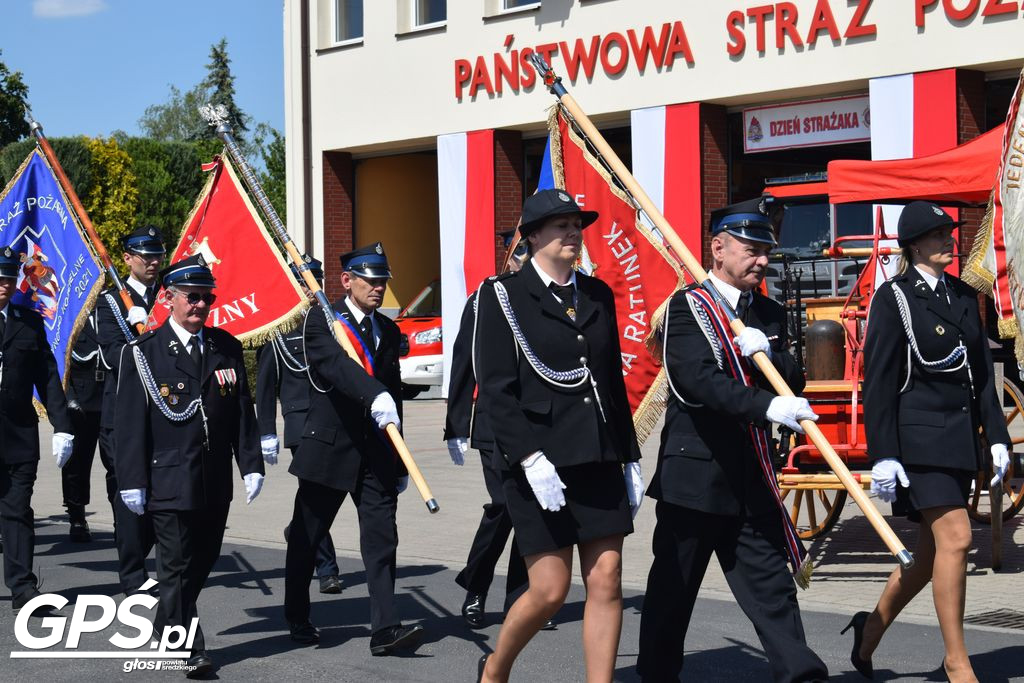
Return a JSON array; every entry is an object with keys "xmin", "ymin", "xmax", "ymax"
[
  {"xmin": 528, "ymin": 54, "xmax": 912, "ymax": 569},
  {"xmin": 28, "ymin": 116, "xmax": 145, "ymax": 334},
  {"xmin": 200, "ymin": 105, "xmax": 439, "ymax": 514}
]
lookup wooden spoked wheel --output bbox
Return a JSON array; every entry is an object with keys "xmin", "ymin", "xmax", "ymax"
[
  {"xmin": 780, "ymin": 486, "xmax": 848, "ymax": 540},
  {"xmin": 967, "ymin": 377, "xmax": 1024, "ymax": 524}
]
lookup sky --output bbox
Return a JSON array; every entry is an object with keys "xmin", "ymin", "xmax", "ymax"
[{"xmin": 1, "ymin": 0, "xmax": 285, "ymax": 138}]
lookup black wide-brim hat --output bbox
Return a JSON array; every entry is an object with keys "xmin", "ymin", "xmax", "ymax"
[
  {"xmin": 159, "ymin": 253, "xmax": 216, "ymax": 288},
  {"xmin": 897, "ymin": 200, "xmax": 963, "ymax": 246},
  {"xmin": 519, "ymin": 189, "xmax": 599, "ymax": 236}
]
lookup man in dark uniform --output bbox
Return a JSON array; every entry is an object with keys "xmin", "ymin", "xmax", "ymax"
[
  {"xmin": 637, "ymin": 200, "xmax": 828, "ymax": 682},
  {"xmin": 256, "ymin": 254, "xmax": 342, "ymax": 594},
  {"xmin": 94, "ymin": 225, "xmax": 165, "ymax": 594},
  {"xmin": 283, "ymin": 242, "xmax": 424, "ymax": 655},
  {"xmin": 0, "ymin": 246, "xmax": 74, "ymax": 610},
  {"xmin": 445, "ymin": 231, "xmax": 547, "ymax": 629},
  {"xmin": 62, "ymin": 225, "xmax": 164, "ymax": 550},
  {"xmin": 115, "ymin": 254, "xmax": 264, "ymax": 678}
]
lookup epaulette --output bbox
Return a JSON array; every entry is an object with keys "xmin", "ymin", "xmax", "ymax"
[
  {"xmin": 485, "ymin": 271, "xmax": 517, "ymax": 285},
  {"xmin": 129, "ymin": 329, "xmax": 157, "ymax": 346}
]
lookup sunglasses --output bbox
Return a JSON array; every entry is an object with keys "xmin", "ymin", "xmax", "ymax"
[{"xmin": 177, "ymin": 291, "xmax": 216, "ymax": 306}]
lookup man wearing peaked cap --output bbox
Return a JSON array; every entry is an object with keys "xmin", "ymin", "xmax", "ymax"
[
  {"xmin": 0, "ymin": 246, "xmax": 74, "ymax": 612},
  {"xmin": 256, "ymin": 254, "xmax": 343, "ymax": 595},
  {"xmin": 114, "ymin": 252, "xmax": 264, "ymax": 678},
  {"xmin": 87, "ymin": 225, "xmax": 167, "ymax": 593},
  {"xmin": 61, "ymin": 225, "xmax": 168, "ymax": 549},
  {"xmin": 708, "ymin": 196, "xmax": 778, "ymax": 247},
  {"xmin": 284, "ymin": 241, "xmax": 426, "ymax": 654}
]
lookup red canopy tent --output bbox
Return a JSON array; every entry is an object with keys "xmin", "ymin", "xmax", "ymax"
[{"xmin": 826, "ymin": 127, "xmax": 1001, "ymax": 206}]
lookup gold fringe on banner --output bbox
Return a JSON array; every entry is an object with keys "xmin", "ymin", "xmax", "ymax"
[{"xmin": 962, "ymin": 194, "xmax": 996, "ymax": 293}]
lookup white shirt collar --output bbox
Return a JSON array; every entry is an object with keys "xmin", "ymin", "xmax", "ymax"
[
  {"xmin": 707, "ymin": 272, "xmax": 751, "ymax": 311},
  {"xmin": 530, "ymin": 258, "xmax": 577, "ymax": 289},
  {"xmin": 343, "ymin": 296, "xmax": 374, "ymax": 324},
  {"xmin": 126, "ymin": 276, "xmax": 153, "ymax": 302},
  {"xmin": 167, "ymin": 315, "xmax": 203, "ymax": 350},
  {"xmin": 913, "ymin": 265, "xmax": 946, "ymax": 291}
]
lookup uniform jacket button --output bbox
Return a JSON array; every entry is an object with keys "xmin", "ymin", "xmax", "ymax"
[
  {"xmin": 579, "ymin": 356, "xmax": 588, "ymax": 364},
  {"xmin": 584, "ymin": 396, "xmax": 592, "ymax": 405},
  {"xmin": 961, "ymin": 407, "xmax": 968, "ymax": 413},
  {"xmin": 577, "ymin": 335, "xmax": 585, "ymax": 343}
]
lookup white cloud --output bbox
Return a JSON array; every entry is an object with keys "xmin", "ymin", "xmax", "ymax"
[{"xmin": 33, "ymin": 0, "xmax": 108, "ymax": 19}]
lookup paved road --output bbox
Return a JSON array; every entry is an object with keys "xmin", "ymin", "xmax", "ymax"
[{"xmin": 3, "ymin": 398, "xmax": 1023, "ymax": 681}]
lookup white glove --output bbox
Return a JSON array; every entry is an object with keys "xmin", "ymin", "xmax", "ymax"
[
  {"xmin": 766, "ymin": 396, "xmax": 818, "ymax": 434},
  {"xmin": 261, "ymin": 435, "xmax": 279, "ymax": 465},
  {"xmin": 735, "ymin": 327, "xmax": 772, "ymax": 360},
  {"xmin": 870, "ymin": 458, "xmax": 910, "ymax": 504},
  {"xmin": 624, "ymin": 461, "xmax": 644, "ymax": 519},
  {"xmin": 52, "ymin": 432, "xmax": 74, "ymax": 468},
  {"xmin": 126, "ymin": 306, "xmax": 148, "ymax": 326},
  {"xmin": 120, "ymin": 489, "xmax": 146, "ymax": 516},
  {"xmin": 397, "ymin": 476, "xmax": 409, "ymax": 494},
  {"xmin": 370, "ymin": 392, "xmax": 401, "ymax": 431},
  {"xmin": 991, "ymin": 443, "xmax": 1010, "ymax": 487},
  {"xmin": 447, "ymin": 437, "xmax": 468, "ymax": 466},
  {"xmin": 244, "ymin": 472, "xmax": 264, "ymax": 504},
  {"xmin": 522, "ymin": 452, "xmax": 566, "ymax": 512}
]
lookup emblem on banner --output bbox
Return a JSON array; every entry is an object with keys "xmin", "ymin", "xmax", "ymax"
[{"xmin": 747, "ymin": 115, "xmax": 764, "ymax": 143}]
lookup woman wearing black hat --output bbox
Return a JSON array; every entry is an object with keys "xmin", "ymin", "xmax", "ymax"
[
  {"xmin": 849, "ymin": 201, "xmax": 1010, "ymax": 682},
  {"xmin": 474, "ymin": 189, "xmax": 642, "ymax": 683}
]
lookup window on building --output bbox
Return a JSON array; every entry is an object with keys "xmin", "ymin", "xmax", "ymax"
[
  {"xmin": 504, "ymin": 0, "xmax": 538, "ymax": 7},
  {"xmin": 335, "ymin": 0, "xmax": 363, "ymax": 42},
  {"xmin": 415, "ymin": 0, "xmax": 446, "ymax": 25}
]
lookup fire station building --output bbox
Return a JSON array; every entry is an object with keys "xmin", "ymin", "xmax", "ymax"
[{"xmin": 282, "ymin": 0, "xmax": 1024, "ymax": 385}]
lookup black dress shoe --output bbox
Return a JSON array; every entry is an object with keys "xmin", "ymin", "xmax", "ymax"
[
  {"xmin": 69, "ymin": 519, "xmax": 92, "ymax": 543},
  {"xmin": 462, "ymin": 592, "xmax": 486, "ymax": 629},
  {"xmin": 540, "ymin": 619, "xmax": 556, "ymax": 631},
  {"xmin": 369, "ymin": 624, "xmax": 424, "ymax": 656},
  {"xmin": 477, "ymin": 653, "xmax": 490, "ymax": 683},
  {"xmin": 289, "ymin": 621, "xmax": 320, "ymax": 645},
  {"xmin": 841, "ymin": 611, "xmax": 874, "ymax": 679},
  {"xmin": 12, "ymin": 587, "xmax": 48, "ymax": 613},
  {"xmin": 319, "ymin": 574, "xmax": 342, "ymax": 594},
  {"xmin": 185, "ymin": 650, "xmax": 213, "ymax": 679}
]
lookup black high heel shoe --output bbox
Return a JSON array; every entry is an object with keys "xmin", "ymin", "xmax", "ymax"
[
  {"xmin": 841, "ymin": 611, "xmax": 874, "ymax": 679},
  {"xmin": 477, "ymin": 653, "xmax": 490, "ymax": 683}
]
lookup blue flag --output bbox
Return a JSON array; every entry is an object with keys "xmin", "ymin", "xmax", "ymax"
[
  {"xmin": 0, "ymin": 149, "xmax": 104, "ymax": 387},
  {"xmin": 537, "ymin": 136, "xmax": 555, "ymax": 192}
]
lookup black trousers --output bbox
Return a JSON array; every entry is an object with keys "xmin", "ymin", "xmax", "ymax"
[
  {"xmin": 61, "ymin": 408, "xmax": 103, "ymax": 509},
  {"xmin": 285, "ymin": 447, "xmax": 339, "ymax": 579},
  {"xmin": 284, "ymin": 469, "xmax": 398, "ymax": 632},
  {"xmin": 98, "ymin": 427, "xmax": 155, "ymax": 593},
  {"xmin": 150, "ymin": 504, "xmax": 229, "ymax": 654},
  {"xmin": 637, "ymin": 502, "xmax": 828, "ymax": 683},
  {"xmin": 1, "ymin": 461, "xmax": 38, "ymax": 597},
  {"xmin": 455, "ymin": 449, "xmax": 528, "ymax": 611}
]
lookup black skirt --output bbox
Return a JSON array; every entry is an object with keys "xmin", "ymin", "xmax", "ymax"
[
  {"xmin": 892, "ymin": 465, "xmax": 974, "ymax": 523},
  {"xmin": 502, "ymin": 461, "xmax": 633, "ymax": 556}
]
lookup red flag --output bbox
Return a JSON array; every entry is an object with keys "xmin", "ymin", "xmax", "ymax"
[
  {"xmin": 548, "ymin": 108, "xmax": 684, "ymax": 442},
  {"xmin": 149, "ymin": 155, "xmax": 307, "ymax": 344}
]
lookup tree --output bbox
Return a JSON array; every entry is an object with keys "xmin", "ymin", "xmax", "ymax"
[
  {"xmin": 201, "ymin": 38, "xmax": 249, "ymax": 142},
  {"xmin": 0, "ymin": 51, "xmax": 29, "ymax": 149},
  {"xmin": 138, "ymin": 83, "xmax": 209, "ymax": 142},
  {"xmin": 254, "ymin": 123, "xmax": 286, "ymax": 224},
  {"xmin": 84, "ymin": 137, "xmax": 139, "ymax": 276}
]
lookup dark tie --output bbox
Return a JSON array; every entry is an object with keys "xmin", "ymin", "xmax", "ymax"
[
  {"xmin": 735, "ymin": 292, "xmax": 751, "ymax": 322},
  {"xmin": 0, "ymin": 312, "xmax": 6, "ymax": 341},
  {"xmin": 934, "ymin": 280, "xmax": 950, "ymax": 308},
  {"xmin": 189, "ymin": 334, "xmax": 202, "ymax": 371},
  {"xmin": 358, "ymin": 316, "xmax": 375, "ymax": 351},
  {"xmin": 549, "ymin": 283, "xmax": 577, "ymax": 321}
]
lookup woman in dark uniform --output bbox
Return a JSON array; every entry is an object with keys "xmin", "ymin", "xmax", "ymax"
[
  {"xmin": 851, "ymin": 201, "xmax": 1010, "ymax": 683},
  {"xmin": 474, "ymin": 190, "xmax": 643, "ymax": 683}
]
